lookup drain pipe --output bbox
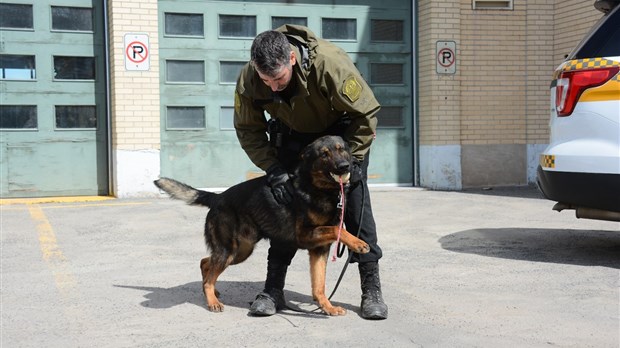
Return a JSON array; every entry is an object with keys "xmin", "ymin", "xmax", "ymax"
[
  {"xmin": 411, "ymin": 0, "xmax": 420, "ymax": 187},
  {"xmin": 102, "ymin": 0, "xmax": 114, "ymax": 197}
]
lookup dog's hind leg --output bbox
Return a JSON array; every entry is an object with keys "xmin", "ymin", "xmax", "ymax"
[
  {"xmin": 200, "ymin": 257, "xmax": 222, "ymax": 297},
  {"xmin": 200, "ymin": 257, "xmax": 226, "ymax": 312},
  {"xmin": 308, "ymin": 247, "xmax": 346, "ymax": 316},
  {"xmin": 200, "ymin": 239, "xmax": 256, "ymax": 312}
]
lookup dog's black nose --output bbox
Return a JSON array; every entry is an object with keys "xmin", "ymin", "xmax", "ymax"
[{"xmin": 337, "ymin": 162, "xmax": 350, "ymax": 173}]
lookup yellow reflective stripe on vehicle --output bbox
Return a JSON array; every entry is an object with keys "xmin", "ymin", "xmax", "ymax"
[
  {"xmin": 561, "ymin": 58, "xmax": 620, "ymax": 71},
  {"xmin": 580, "ymin": 79, "xmax": 620, "ymax": 102},
  {"xmin": 559, "ymin": 58, "xmax": 620, "ymax": 102},
  {"xmin": 540, "ymin": 154, "xmax": 555, "ymax": 169}
]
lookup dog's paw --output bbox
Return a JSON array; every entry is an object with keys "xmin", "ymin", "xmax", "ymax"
[
  {"xmin": 205, "ymin": 291, "xmax": 225, "ymax": 312},
  {"xmin": 206, "ymin": 300, "xmax": 225, "ymax": 312},
  {"xmin": 322, "ymin": 305, "xmax": 347, "ymax": 316},
  {"xmin": 351, "ymin": 240, "xmax": 370, "ymax": 254}
]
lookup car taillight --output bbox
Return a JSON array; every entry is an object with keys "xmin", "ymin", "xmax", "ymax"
[{"xmin": 555, "ymin": 66, "xmax": 620, "ymax": 117}]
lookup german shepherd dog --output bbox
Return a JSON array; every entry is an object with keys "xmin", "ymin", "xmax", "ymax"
[{"xmin": 154, "ymin": 135, "xmax": 369, "ymax": 316}]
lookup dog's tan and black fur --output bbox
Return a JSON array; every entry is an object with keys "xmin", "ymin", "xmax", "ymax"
[{"xmin": 154, "ymin": 135, "xmax": 369, "ymax": 316}]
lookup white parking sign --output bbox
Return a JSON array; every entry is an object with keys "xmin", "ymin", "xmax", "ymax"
[
  {"xmin": 124, "ymin": 33, "xmax": 150, "ymax": 71},
  {"xmin": 436, "ymin": 41, "xmax": 456, "ymax": 74}
]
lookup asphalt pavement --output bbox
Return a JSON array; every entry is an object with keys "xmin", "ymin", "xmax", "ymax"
[{"xmin": 1, "ymin": 186, "xmax": 619, "ymax": 347}]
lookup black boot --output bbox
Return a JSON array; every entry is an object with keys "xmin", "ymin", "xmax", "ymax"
[
  {"xmin": 359, "ymin": 262, "xmax": 388, "ymax": 320},
  {"xmin": 249, "ymin": 262, "xmax": 287, "ymax": 316},
  {"xmin": 249, "ymin": 288, "xmax": 285, "ymax": 316}
]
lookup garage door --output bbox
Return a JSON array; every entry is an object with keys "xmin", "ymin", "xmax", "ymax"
[
  {"xmin": 158, "ymin": 0, "xmax": 413, "ymax": 187},
  {"xmin": 0, "ymin": 1, "xmax": 108, "ymax": 198}
]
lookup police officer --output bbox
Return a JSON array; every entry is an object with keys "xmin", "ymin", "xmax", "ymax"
[{"xmin": 234, "ymin": 25, "xmax": 387, "ymax": 320}]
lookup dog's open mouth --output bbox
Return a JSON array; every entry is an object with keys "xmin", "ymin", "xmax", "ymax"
[{"xmin": 330, "ymin": 172, "xmax": 351, "ymax": 184}]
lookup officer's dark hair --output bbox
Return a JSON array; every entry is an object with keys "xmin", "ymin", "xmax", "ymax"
[{"xmin": 251, "ymin": 30, "xmax": 290, "ymax": 77}]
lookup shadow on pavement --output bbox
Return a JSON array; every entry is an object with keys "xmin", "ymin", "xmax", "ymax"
[
  {"xmin": 439, "ymin": 228, "xmax": 620, "ymax": 268},
  {"xmin": 114, "ymin": 281, "xmax": 357, "ymax": 318}
]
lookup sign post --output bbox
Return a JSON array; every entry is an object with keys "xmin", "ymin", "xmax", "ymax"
[
  {"xmin": 436, "ymin": 41, "xmax": 456, "ymax": 74},
  {"xmin": 124, "ymin": 33, "xmax": 150, "ymax": 71}
]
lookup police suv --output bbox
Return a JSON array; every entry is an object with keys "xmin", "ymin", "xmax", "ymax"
[{"xmin": 537, "ymin": 0, "xmax": 620, "ymax": 222}]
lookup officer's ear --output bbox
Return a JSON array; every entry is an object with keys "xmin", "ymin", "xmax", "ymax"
[{"xmin": 289, "ymin": 51, "xmax": 296, "ymax": 67}]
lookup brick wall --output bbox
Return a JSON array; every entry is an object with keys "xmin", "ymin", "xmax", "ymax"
[
  {"xmin": 417, "ymin": 0, "xmax": 462, "ymax": 146},
  {"xmin": 526, "ymin": 1, "xmax": 554, "ymax": 144},
  {"xmin": 554, "ymin": 1, "xmax": 601, "ymax": 63},
  {"xmin": 417, "ymin": 0, "xmax": 602, "ymax": 188},
  {"xmin": 418, "ymin": 0, "xmax": 555, "ymax": 146},
  {"xmin": 460, "ymin": 0, "xmax": 527, "ymax": 146},
  {"xmin": 108, "ymin": 0, "xmax": 161, "ymax": 196},
  {"xmin": 108, "ymin": 0, "xmax": 160, "ymax": 151}
]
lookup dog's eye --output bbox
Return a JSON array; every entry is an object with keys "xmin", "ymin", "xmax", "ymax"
[{"xmin": 321, "ymin": 151, "xmax": 329, "ymax": 158}]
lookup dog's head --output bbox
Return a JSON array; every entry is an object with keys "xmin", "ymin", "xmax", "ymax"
[{"xmin": 300, "ymin": 135, "xmax": 352, "ymax": 189}]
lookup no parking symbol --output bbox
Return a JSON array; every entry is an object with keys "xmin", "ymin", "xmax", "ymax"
[
  {"xmin": 436, "ymin": 41, "xmax": 456, "ymax": 74},
  {"xmin": 124, "ymin": 33, "xmax": 150, "ymax": 71}
]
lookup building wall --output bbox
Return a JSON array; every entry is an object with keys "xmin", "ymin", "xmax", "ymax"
[
  {"xmin": 417, "ymin": 0, "xmax": 601, "ymax": 190},
  {"xmin": 102, "ymin": 0, "xmax": 602, "ymax": 195},
  {"xmin": 525, "ymin": 1, "xmax": 555, "ymax": 183},
  {"xmin": 417, "ymin": 0, "xmax": 463, "ymax": 189},
  {"xmin": 459, "ymin": 0, "xmax": 529, "ymax": 187},
  {"xmin": 554, "ymin": 1, "xmax": 602, "ymax": 62},
  {"xmin": 108, "ymin": 0, "xmax": 161, "ymax": 197}
]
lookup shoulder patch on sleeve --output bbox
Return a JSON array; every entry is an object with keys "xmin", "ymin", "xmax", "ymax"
[{"xmin": 342, "ymin": 76, "xmax": 362, "ymax": 103}]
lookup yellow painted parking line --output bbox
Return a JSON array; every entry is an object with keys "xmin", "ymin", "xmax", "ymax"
[
  {"xmin": 42, "ymin": 202, "xmax": 151, "ymax": 209},
  {"xmin": 0, "ymin": 201, "xmax": 151, "ymax": 211},
  {"xmin": 0, "ymin": 196, "xmax": 115, "ymax": 205},
  {"xmin": 27, "ymin": 204, "xmax": 77, "ymax": 294}
]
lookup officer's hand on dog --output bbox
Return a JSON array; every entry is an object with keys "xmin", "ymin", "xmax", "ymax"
[{"xmin": 266, "ymin": 165, "xmax": 294, "ymax": 204}]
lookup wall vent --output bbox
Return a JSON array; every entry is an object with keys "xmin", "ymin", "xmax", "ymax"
[{"xmin": 472, "ymin": 0, "xmax": 513, "ymax": 10}]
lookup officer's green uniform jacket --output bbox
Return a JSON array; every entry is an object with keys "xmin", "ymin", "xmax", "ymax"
[{"xmin": 234, "ymin": 24, "xmax": 380, "ymax": 171}]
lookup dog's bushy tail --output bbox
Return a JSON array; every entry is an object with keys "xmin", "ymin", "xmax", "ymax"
[{"xmin": 154, "ymin": 177, "xmax": 217, "ymax": 207}]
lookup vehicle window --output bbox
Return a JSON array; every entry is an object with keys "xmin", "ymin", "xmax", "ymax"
[{"xmin": 573, "ymin": 6, "xmax": 620, "ymax": 59}]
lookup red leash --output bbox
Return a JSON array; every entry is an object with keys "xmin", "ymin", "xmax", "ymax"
[{"xmin": 332, "ymin": 178, "xmax": 346, "ymax": 262}]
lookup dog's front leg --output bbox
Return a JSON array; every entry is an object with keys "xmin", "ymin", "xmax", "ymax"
[
  {"xmin": 308, "ymin": 247, "xmax": 346, "ymax": 316},
  {"xmin": 299, "ymin": 226, "xmax": 370, "ymax": 254}
]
